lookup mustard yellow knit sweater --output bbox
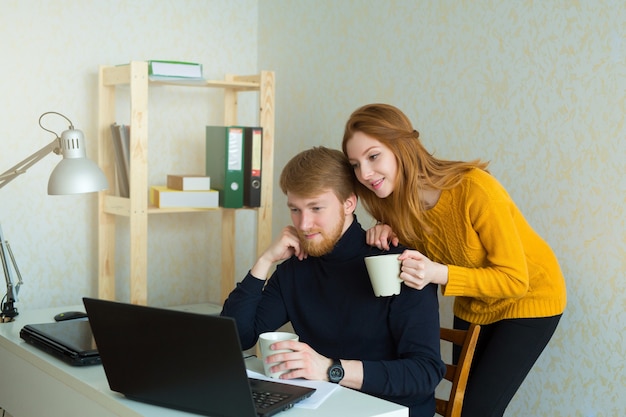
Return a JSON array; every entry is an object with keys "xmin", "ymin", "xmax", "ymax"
[{"xmin": 415, "ymin": 169, "xmax": 567, "ymax": 325}]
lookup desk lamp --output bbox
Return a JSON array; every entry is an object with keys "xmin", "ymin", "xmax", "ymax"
[{"xmin": 0, "ymin": 112, "xmax": 108, "ymax": 322}]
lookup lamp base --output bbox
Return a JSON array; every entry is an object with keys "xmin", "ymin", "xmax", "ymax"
[
  {"xmin": 1, "ymin": 222, "xmax": 23, "ymax": 324},
  {"xmin": 1, "ymin": 301, "xmax": 18, "ymax": 323}
]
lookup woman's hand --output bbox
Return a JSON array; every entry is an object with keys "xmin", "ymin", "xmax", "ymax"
[
  {"xmin": 398, "ymin": 250, "xmax": 449, "ymax": 289},
  {"xmin": 366, "ymin": 223, "xmax": 400, "ymax": 250}
]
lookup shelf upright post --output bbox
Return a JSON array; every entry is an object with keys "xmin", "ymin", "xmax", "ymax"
[
  {"xmin": 256, "ymin": 71, "xmax": 275, "ymax": 258},
  {"xmin": 219, "ymin": 75, "xmax": 239, "ymax": 303},
  {"xmin": 127, "ymin": 61, "xmax": 150, "ymax": 305},
  {"xmin": 97, "ymin": 65, "xmax": 119, "ymax": 300}
]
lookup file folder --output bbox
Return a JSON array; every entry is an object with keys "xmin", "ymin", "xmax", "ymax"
[
  {"xmin": 206, "ymin": 126, "xmax": 245, "ymax": 208},
  {"xmin": 243, "ymin": 127, "xmax": 263, "ymax": 207}
]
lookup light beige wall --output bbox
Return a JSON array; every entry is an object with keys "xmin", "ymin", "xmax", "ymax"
[
  {"xmin": 1, "ymin": 1, "xmax": 623, "ymax": 415},
  {"xmin": 0, "ymin": 0, "xmax": 259, "ymax": 307},
  {"xmin": 259, "ymin": 0, "xmax": 625, "ymax": 416}
]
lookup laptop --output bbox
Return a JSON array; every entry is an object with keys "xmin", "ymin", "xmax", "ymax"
[
  {"xmin": 82, "ymin": 297, "xmax": 316, "ymax": 417},
  {"xmin": 20, "ymin": 319, "xmax": 101, "ymax": 366}
]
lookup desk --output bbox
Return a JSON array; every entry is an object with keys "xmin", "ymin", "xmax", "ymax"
[{"xmin": 0, "ymin": 304, "xmax": 407, "ymax": 417}]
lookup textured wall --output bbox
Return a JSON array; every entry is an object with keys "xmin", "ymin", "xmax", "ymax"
[
  {"xmin": 0, "ymin": 0, "xmax": 259, "ymax": 308},
  {"xmin": 1, "ymin": 1, "xmax": 624, "ymax": 415},
  {"xmin": 258, "ymin": 0, "xmax": 625, "ymax": 416}
]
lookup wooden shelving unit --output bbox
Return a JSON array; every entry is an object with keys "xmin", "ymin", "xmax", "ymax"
[{"xmin": 97, "ymin": 61, "xmax": 275, "ymax": 305}]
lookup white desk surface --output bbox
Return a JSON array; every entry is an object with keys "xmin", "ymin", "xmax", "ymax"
[{"xmin": 0, "ymin": 303, "xmax": 407, "ymax": 417}]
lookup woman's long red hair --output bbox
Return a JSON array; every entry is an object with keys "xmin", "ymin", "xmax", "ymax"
[{"xmin": 342, "ymin": 103, "xmax": 489, "ymax": 246}]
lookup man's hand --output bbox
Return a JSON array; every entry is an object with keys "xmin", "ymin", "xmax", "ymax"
[
  {"xmin": 264, "ymin": 340, "xmax": 331, "ymax": 381},
  {"xmin": 266, "ymin": 340, "xmax": 364, "ymax": 389},
  {"xmin": 250, "ymin": 226, "xmax": 307, "ymax": 280}
]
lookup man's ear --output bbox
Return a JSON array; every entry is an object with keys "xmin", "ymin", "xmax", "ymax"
[{"xmin": 344, "ymin": 193, "xmax": 358, "ymax": 215}]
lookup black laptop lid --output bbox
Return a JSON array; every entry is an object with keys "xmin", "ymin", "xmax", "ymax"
[
  {"xmin": 83, "ymin": 297, "xmax": 260, "ymax": 417},
  {"xmin": 20, "ymin": 320, "xmax": 100, "ymax": 366}
]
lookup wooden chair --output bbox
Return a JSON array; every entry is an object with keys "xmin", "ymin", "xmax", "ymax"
[{"xmin": 435, "ymin": 323, "xmax": 481, "ymax": 417}]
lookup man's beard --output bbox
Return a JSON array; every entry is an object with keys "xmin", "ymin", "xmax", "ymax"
[{"xmin": 297, "ymin": 210, "xmax": 345, "ymax": 257}]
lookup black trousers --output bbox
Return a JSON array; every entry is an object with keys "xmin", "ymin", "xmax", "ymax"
[{"xmin": 453, "ymin": 314, "xmax": 562, "ymax": 417}]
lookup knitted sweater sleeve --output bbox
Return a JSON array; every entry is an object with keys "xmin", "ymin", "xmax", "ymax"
[{"xmin": 440, "ymin": 173, "xmax": 530, "ymax": 299}]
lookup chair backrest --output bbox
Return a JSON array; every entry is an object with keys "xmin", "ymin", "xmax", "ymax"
[{"xmin": 435, "ymin": 323, "xmax": 481, "ymax": 417}]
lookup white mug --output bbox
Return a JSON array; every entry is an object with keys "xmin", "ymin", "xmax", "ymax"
[
  {"xmin": 364, "ymin": 254, "xmax": 403, "ymax": 297},
  {"xmin": 258, "ymin": 332, "xmax": 299, "ymax": 378}
]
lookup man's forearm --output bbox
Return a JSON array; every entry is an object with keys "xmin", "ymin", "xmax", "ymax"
[{"xmin": 250, "ymin": 256, "xmax": 274, "ymax": 280}]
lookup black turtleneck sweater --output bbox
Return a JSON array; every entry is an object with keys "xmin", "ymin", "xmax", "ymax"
[{"xmin": 221, "ymin": 218, "xmax": 445, "ymax": 417}]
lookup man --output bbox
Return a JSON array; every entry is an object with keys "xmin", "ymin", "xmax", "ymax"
[{"xmin": 221, "ymin": 147, "xmax": 445, "ymax": 416}]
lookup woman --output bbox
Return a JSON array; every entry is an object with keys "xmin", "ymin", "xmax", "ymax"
[{"xmin": 342, "ymin": 103, "xmax": 566, "ymax": 417}]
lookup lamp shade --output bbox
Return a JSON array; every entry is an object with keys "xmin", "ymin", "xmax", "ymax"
[{"xmin": 47, "ymin": 128, "xmax": 108, "ymax": 195}]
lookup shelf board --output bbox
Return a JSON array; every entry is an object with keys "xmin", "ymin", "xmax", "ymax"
[
  {"xmin": 103, "ymin": 195, "xmax": 259, "ymax": 216},
  {"xmin": 102, "ymin": 64, "xmax": 260, "ymax": 91},
  {"xmin": 146, "ymin": 205, "xmax": 221, "ymax": 214},
  {"xmin": 151, "ymin": 79, "xmax": 260, "ymax": 91}
]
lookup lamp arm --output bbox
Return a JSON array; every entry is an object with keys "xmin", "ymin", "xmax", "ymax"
[
  {"xmin": 0, "ymin": 137, "xmax": 60, "ymax": 191},
  {"xmin": 0, "ymin": 136, "xmax": 58, "ymax": 320}
]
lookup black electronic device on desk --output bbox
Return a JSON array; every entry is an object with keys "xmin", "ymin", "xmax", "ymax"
[
  {"xmin": 20, "ymin": 319, "xmax": 100, "ymax": 366},
  {"xmin": 83, "ymin": 297, "xmax": 315, "ymax": 417},
  {"xmin": 54, "ymin": 310, "xmax": 88, "ymax": 322}
]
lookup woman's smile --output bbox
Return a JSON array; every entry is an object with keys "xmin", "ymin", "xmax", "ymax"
[{"xmin": 371, "ymin": 178, "xmax": 385, "ymax": 190}]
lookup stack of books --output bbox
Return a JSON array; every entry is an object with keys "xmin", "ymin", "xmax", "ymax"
[
  {"xmin": 147, "ymin": 60, "xmax": 204, "ymax": 82},
  {"xmin": 149, "ymin": 175, "xmax": 219, "ymax": 208}
]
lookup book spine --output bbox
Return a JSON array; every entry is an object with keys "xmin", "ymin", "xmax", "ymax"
[
  {"xmin": 167, "ymin": 175, "xmax": 211, "ymax": 191},
  {"xmin": 149, "ymin": 186, "xmax": 219, "ymax": 208},
  {"xmin": 110, "ymin": 123, "xmax": 129, "ymax": 198}
]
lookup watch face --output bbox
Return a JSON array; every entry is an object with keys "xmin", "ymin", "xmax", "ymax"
[{"xmin": 329, "ymin": 364, "xmax": 344, "ymax": 382}]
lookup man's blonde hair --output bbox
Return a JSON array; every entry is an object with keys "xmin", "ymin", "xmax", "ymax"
[{"xmin": 279, "ymin": 146, "xmax": 356, "ymax": 202}]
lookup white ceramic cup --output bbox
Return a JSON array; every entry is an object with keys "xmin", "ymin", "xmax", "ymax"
[
  {"xmin": 258, "ymin": 332, "xmax": 299, "ymax": 378},
  {"xmin": 364, "ymin": 253, "xmax": 403, "ymax": 297}
]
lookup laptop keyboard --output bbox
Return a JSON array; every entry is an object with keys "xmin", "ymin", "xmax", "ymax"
[{"xmin": 252, "ymin": 390, "xmax": 290, "ymax": 410}]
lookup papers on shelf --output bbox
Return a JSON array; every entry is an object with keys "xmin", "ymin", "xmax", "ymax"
[{"xmin": 246, "ymin": 369, "xmax": 340, "ymax": 409}]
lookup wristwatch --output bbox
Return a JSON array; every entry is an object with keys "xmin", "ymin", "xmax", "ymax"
[{"xmin": 328, "ymin": 359, "xmax": 345, "ymax": 383}]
